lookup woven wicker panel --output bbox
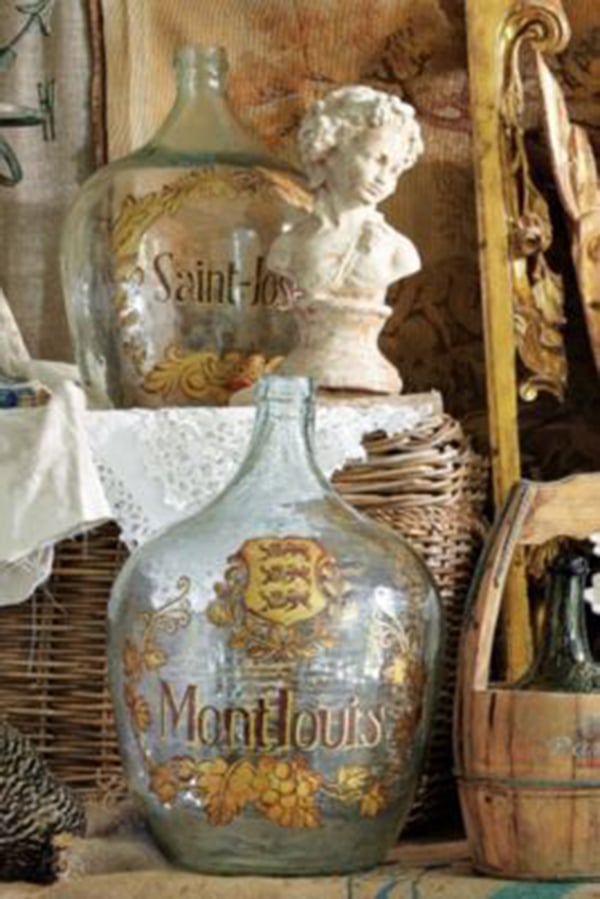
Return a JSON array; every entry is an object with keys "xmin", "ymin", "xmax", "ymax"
[
  {"xmin": 333, "ymin": 414, "xmax": 489, "ymax": 831},
  {"xmin": 0, "ymin": 526, "xmax": 128, "ymax": 800},
  {"xmin": 0, "ymin": 414, "xmax": 488, "ymax": 830}
]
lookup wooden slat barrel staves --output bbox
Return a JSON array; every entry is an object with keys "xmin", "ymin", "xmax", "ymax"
[{"xmin": 454, "ymin": 475, "xmax": 600, "ymax": 880}]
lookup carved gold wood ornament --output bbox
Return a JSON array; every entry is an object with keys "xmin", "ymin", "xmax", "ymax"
[
  {"xmin": 466, "ymin": 0, "xmax": 573, "ymax": 679},
  {"xmin": 500, "ymin": 0, "xmax": 571, "ymax": 403},
  {"xmin": 537, "ymin": 55, "xmax": 600, "ymax": 376}
]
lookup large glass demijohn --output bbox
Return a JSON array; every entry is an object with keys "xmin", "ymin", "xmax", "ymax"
[
  {"xmin": 108, "ymin": 375, "xmax": 443, "ymax": 874},
  {"xmin": 61, "ymin": 46, "xmax": 303, "ymax": 408}
]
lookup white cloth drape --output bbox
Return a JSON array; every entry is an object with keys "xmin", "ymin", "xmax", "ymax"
[{"xmin": 0, "ymin": 292, "xmax": 110, "ymax": 604}]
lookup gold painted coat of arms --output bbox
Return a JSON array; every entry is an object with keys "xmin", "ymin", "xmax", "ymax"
[{"xmin": 207, "ymin": 537, "xmax": 351, "ymax": 660}]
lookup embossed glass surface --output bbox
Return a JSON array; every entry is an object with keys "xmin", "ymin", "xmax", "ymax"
[
  {"xmin": 61, "ymin": 46, "xmax": 302, "ymax": 408},
  {"xmin": 108, "ymin": 376, "xmax": 443, "ymax": 874}
]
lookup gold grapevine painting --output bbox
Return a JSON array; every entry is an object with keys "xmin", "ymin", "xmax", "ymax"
[{"xmin": 121, "ymin": 537, "xmax": 427, "ymax": 829}]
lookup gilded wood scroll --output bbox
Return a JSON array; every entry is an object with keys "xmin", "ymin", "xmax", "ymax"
[
  {"xmin": 537, "ymin": 55, "xmax": 600, "ymax": 375},
  {"xmin": 499, "ymin": 0, "xmax": 571, "ymax": 403},
  {"xmin": 466, "ymin": 0, "xmax": 571, "ymax": 679}
]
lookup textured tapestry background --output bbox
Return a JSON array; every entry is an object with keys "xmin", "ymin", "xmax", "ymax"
[
  {"xmin": 0, "ymin": 0, "xmax": 94, "ymax": 359},
  {"xmin": 2, "ymin": 0, "xmax": 599, "ymax": 470},
  {"xmin": 102, "ymin": 0, "xmax": 483, "ymax": 419}
]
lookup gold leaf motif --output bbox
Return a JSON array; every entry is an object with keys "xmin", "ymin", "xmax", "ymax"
[
  {"xmin": 122, "ymin": 579, "xmax": 193, "ymax": 741},
  {"xmin": 360, "ymin": 783, "xmax": 387, "ymax": 818},
  {"xmin": 206, "ymin": 599, "xmax": 235, "ymax": 628},
  {"xmin": 139, "ymin": 577, "xmax": 192, "ymax": 637},
  {"xmin": 122, "ymin": 639, "xmax": 143, "ymax": 680},
  {"xmin": 142, "ymin": 752, "xmax": 392, "ymax": 824},
  {"xmin": 514, "ymin": 256, "xmax": 567, "ymax": 402},
  {"xmin": 109, "ymin": 166, "xmax": 288, "ymax": 384},
  {"xmin": 124, "ymin": 685, "xmax": 152, "ymax": 734},
  {"xmin": 395, "ymin": 707, "xmax": 419, "ymax": 747},
  {"xmin": 142, "ymin": 346, "xmax": 283, "ymax": 405},
  {"xmin": 383, "ymin": 656, "xmax": 408, "ymax": 686},
  {"xmin": 142, "ymin": 640, "xmax": 167, "ymax": 671},
  {"xmin": 196, "ymin": 758, "xmax": 257, "ymax": 826},
  {"xmin": 173, "ymin": 756, "xmax": 200, "ymax": 783},
  {"xmin": 334, "ymin": 765, "xmax": 370, "ymax": 797},
  {"xmin": 498, "ymin": 10, "xmax": 569, "ymax": 401},
  {"xmin": 254, "ymin": 166, "xmax": 313, "ymax": 212},
  {"xmin": 149, "ymin": 762, "xmax": 180, "ymax": 804},
  {"xmin": 111, "ymin": 170, "xmax": 238, "ymax": 261},
  {"xmin": 228, "ymin": 632, "xmax": 248, "ymax": 650}
]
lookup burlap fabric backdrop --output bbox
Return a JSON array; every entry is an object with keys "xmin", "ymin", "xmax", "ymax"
[
  {"xmin": 100, "ymin": 0, "xmax": 600, "ymax": 433},
  {"xmin": 0, "ymin": 0, "xmax": 94, "ymax": 361},
  {"xmin": 101, "ymin": 0, "xmax": 483, "ymax": 420}
]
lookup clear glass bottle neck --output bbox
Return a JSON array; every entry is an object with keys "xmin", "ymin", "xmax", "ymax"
[
  {"xmin": 146, "ymin": 45, "xmax": 262, "ymax": 158},
  {"xmin": 228, "ymin": 378, "xmax": 331, "ymax": 502}
]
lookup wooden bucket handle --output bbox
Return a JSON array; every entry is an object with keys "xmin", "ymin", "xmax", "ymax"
[{"xmin": 464, "ymin": 474, "xmax": 600, "ymax": 693}]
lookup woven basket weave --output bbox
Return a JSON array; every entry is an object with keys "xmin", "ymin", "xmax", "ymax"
[
  {"xmin": 0, "ymin": 527, "xmax": 128, "ymax": 799},
  {"xmin": 332, "ymin": 414, "xmax": 488, "ymax": 830},
  {"xmin": 0, "ymin": 413, "xmax": 488, "ymax": 828}
]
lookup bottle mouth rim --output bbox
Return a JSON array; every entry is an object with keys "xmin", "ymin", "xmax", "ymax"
[
  {"xmin": 174, "ymin": 45, "xmax": 228, "ymax": 72},
  {"xmin": 549, "ymin": 554, "xmax": 590, "ymax": 576},
  {"xmin": 254, "ymin": 374, "xmax": 315, "ymax": 404}
]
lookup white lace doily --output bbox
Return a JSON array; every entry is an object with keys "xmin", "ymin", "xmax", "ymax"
[{"xmin": 86, "ymin": 393, "xmax": 441, "ymax": 549}]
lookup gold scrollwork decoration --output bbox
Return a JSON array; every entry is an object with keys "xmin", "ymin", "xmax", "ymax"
[
  {"xmin": 536, "ymin": 53, "xmax": 600, "ymax": 376},
  {"xmin": 141, "ymin": 346, "xmax": 284, "ymax": 405},
  {"xmin": 109, "ymin": 168, "xmax": 310, "ymax": 396},
  {"xmin": 110, "ymin": 169, "xmax": 242, "ymax": 383},
  {"xmin": 497, "ymin": 0, "xmax": 572, "ymax": 401},
  {"xmin": 122, "ymin": 577, "xmax": 192, "ymax": 737},
  {"xmin": 502, "ymin": 0, "xmax": 571, "ymax": 59}
]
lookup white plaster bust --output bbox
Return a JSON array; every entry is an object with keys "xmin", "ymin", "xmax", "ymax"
[{"xmin": 266, "ymin": 86, "xmax": 424, "ymax": 395}]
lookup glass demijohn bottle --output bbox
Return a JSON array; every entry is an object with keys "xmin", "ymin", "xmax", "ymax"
[
  {"xmin": 61, "ymin": 46, "xmax": 303, "ymax": 408},
  {"xmin": 108, "ymin": 376, "xmax": 443, "ymax": 874}
]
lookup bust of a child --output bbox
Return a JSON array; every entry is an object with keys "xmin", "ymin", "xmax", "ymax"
[
  {"xmin": 269, "ymin": 86, "xmax": 423, "ymax": 303},
  {"xmin": 266, "ymin": 86, "xmax": 423, "ymax": 395}
]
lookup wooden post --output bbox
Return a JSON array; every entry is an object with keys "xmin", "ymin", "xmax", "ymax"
[
  {"xmin": 465, "ymin": 0, "xmax": 570, "ymax": 679},
  {"xmin": 466, "ymin": 0, "xmax": 529, "ymax": 679}
]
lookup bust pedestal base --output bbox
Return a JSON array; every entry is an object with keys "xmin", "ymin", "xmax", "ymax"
[{"xmin": 277, "ymin": 294, "xmax": 401, "ymax": 394}]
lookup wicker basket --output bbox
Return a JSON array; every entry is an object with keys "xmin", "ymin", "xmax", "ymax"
[
  {"xmin": 0, "ymin": 413, "xmax": 488, "ymax": 829},
  {"xmin": 0, "ymin": 526, "xmax": 129, "ymax": 800},
  {"xmin": 332, "ymin": 414, "xmax": 489, "ymax": 831}
]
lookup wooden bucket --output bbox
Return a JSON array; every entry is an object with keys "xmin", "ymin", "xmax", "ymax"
[{"xmin": 454, "ymin": 474, "xmax": 600, "ymax": 880}]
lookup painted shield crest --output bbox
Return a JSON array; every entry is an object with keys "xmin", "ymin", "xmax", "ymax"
[
  {"xmin": 239, "ymin": 538, "xmax": 331, "ymax": 626},
  {"xmin": 207, "ymin": 536, "xmax": 351, "ymax": 660}
]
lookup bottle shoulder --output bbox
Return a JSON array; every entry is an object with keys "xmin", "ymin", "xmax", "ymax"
[{"xmin": 110, "ymin": 488, "xmax": 439, "ymax": 608}]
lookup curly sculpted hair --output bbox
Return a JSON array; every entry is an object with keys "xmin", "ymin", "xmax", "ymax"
[{"xmin": 298, "ymin": 86, "xmax": 424, "ymax": 188}]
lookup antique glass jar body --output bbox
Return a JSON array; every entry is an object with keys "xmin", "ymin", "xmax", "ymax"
[
  {"xmin": 108, "ymin": 377, "xmax": 442, "ymax": 874},
  {"xmin": 61, "ymin": 46, "xmax": 301, "ymax": 408},
  {"xmin": 518, "ymin": 555, "xmax": 600, "ymax": 692}
]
